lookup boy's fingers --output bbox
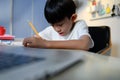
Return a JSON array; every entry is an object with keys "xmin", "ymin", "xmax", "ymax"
[
  {"xmin": 26, "ymin": 42, "xmax": 30, "ymax": 47},
  {"xmin": 23, "ymin": 41, "xmax": 28, "ymax": 47},
  {"xmin": 33, "ymin": 35, "xmax": 37, "ymax": 37},
  {"xmin": 23, "ymin": 39, "xmax": 32, "ymax": 47},
  {"xmin": 23, "ymin": 42, "xmax": 32, "ymax": 47},
  {"xmin": 33, "ymin": 35, "xmax": 42, "ymax": 39}
]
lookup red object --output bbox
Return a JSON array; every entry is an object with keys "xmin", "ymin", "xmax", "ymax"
[
  {"xmin": 0, "ymin": 34, "xmax": 15, "ymax": 40},
  {"xmin": 92, "ymin": 1, "xmax": 96, "ymax": 5},
  {"xmin": 0, "ymin": 26, "xmax": 6, "ymax": 35}
]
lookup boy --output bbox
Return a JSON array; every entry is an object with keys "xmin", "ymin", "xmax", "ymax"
[{"xmin": 23, "ymin": 0, "xmax": 94, "ymax": 50}]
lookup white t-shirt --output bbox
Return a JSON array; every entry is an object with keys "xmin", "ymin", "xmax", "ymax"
[{"xmin": 39, "ymin": 20, "xmax": 94, "ymax": 48}]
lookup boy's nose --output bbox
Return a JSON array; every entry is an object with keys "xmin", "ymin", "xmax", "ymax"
[{"xmin": 55, "ymin": 27, "xmax": 61, "ymax": 32}]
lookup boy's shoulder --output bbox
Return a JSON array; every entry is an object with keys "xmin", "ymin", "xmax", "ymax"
[
  {"xmin": 75, "ymin": 20, "xmax": 87, "ymax": 26},
  {"xmin": 75, "ymin": 20, "xmax": 86, "ymax": 24}
]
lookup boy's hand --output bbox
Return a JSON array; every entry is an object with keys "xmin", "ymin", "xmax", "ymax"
[{"xmin": 23, "ymin": 36, "xmax": 47, "ymax": 48}]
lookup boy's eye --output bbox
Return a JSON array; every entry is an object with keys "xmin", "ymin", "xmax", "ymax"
[
  {"xmin": 51, "ymin": 23, "xmax": 64, "ymax": 27},
  {"xmin": 58, "ymin": 23, "xmax": 63, "ymax": 26}
]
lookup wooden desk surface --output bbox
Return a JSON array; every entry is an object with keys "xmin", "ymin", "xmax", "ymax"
[{"xmin": 50, "ymin": 52, "xmax": 120, "ymax": 80}]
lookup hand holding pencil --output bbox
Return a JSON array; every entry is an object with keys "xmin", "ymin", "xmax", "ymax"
[{"xmin": 23, "ymin": 21, "xmax": 47, "ymax": 48}]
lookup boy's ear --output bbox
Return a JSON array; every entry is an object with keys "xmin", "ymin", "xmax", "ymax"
[{"xmin": 71, "ymin": 14, "xmax": 77, "ymax": 22}]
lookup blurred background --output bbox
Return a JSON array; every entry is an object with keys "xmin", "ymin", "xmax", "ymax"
[{"xmin": 0, "ymin": 0, "xmax": 120, "ymax": 57}]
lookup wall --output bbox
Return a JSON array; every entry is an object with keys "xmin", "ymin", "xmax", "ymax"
[
  {"xmin": 12, "ymin": 0, "xmax": 49, "ymax": 38},
  {"xmin": 0, "ymin": 0, "xmax": 49, "ymax": 38},
  {"xmin": 1, "ymin": 0, "xmax": 120, "ymax": 56},
  {"xmin": 77, "ymin": 6, "xmax": 120, "ymax": 57},
  {"xmin": 0, "ymin": 0, "xmax": 11, "ymax": 34}
]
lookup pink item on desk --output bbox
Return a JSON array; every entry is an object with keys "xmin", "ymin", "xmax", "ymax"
[{"xmin": 0, "ymin": 34, "xmax": 15, "ymax": 40}]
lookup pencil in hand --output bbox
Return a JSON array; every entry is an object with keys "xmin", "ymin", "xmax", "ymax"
[{"xmin": 28, "ymin": 21, "xmax": 40, "ymax": 37}]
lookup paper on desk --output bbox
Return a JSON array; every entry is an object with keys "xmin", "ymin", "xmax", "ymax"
[
  {"xmin": 0, "ymin": 41, "xmax": 23, "ymax": 46},
  {"xmin": 10, "ymin": 41, "xmax": 23, "ymax": 46}
]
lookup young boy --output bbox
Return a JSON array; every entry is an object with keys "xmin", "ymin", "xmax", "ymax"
[{"xmin": 23, "ymin": 0, "xmax": 94, "ymax": 50}]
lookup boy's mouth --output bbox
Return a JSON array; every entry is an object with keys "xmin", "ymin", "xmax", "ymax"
[{"xmin": 59, "ymin": 32, "xmax": 64, "ymax": 36}]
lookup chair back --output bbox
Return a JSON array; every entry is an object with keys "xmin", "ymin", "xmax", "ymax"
[{"xmin": 88, "ymin": 26, "xmax": 111, "ymax": 53}]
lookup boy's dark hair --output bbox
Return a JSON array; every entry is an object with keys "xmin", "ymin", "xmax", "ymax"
[{"xmin": 44, "ymin": 0, "xmax": 76, "ymax": 24}]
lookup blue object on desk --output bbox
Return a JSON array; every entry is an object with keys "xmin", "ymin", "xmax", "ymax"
[
  {"xmin": 0, "ymin": 46, "xmax": 84, "ymax": 80},
  {"xmin": 0, "ymin": 52, "xmax": 44, "ymax": 72}
]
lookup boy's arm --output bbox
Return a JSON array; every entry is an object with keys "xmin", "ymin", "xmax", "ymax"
[
  {"xmin": 23, "ymin": 35, "xmax": 91, "ymax": 50},
  {"xmin": 45, "ymin": 35, "xmax": 91, "ymax": 50}
]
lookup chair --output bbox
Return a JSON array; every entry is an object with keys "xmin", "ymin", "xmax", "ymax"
[{"xmin": 88, "ymin": 26, "xmax": 112, "ymax": 55}]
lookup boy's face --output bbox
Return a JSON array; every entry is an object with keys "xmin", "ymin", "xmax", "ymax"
[{"xmin": 51, "ymin": 14, "xmax": 76, "ymax": 36}]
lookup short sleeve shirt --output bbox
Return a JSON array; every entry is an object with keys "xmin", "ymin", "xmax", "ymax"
[{"xmin": 39, "ymin": 20, "xmax": 94, "ymax": 48}]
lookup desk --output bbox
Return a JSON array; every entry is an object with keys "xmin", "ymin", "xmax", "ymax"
[
  {"xmin": 0, "ymin": 42, "xmax": 120, "ymax": 80},
  {"xmin": 50, "ymin": 52, "xmax": 120, "ymax": 80}
]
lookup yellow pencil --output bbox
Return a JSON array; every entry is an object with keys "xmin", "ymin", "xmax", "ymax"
[{"xmin": 28, "ymin": 21, "xmax": 40, "ymax": 37}]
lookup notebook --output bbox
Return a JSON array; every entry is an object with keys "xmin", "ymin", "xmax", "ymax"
[{"xmin": 0, "ymin": 46, "xmax": 85, "ymax": 80}]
